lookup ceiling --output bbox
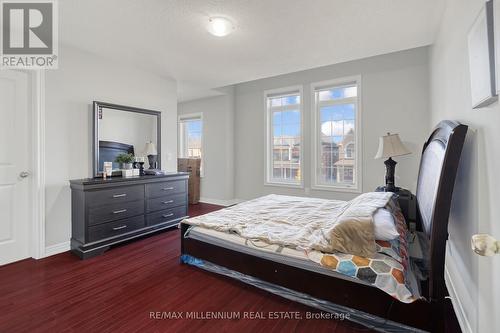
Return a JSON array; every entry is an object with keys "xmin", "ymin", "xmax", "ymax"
[{"xmin": 59, "ymin": 0, "xmax": 445, "ymax": 102}]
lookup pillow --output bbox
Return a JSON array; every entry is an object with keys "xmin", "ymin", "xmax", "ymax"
[
  {"xmin": 373, "ymin": 208, "xmax": 399, "ymax": 240},
  {"xmin": 329, "ymin": 192, "xmax": 394, "ymax": 258},
  {"xmin": 376, "ymin": 204, "xmax": 409, "ymax": 265}
]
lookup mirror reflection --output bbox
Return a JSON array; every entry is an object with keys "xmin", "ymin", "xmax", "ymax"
[{"xmin": 94, "ymin": 102, "xmax": 161, "ymax": 176}]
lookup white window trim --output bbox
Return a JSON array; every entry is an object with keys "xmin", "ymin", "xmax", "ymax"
[
  {"xmin": 264, "ymin": 85, "xmax": 304, "ymax": 188},
  {"xmin": 178, "ymin": 112, "xmax": 204, "ymax": 177},
  {"xmin": 310, "ymin": 75, "xmax": 363, "ymax": 193}
]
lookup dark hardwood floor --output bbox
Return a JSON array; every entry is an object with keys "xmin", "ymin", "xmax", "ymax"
[{"xmin": 0, "ymin": 203, "xmax": 459, "ymax": 333}]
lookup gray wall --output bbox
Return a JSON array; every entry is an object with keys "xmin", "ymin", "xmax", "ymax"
[
  {"xmin": 430, "ymin": 0, "xmax": 500, "ymax": 331},
  {"xmin": 45, "ymin": 45, "xmax": 178, "ymax": 246},
  {"xmin": 177, "ymin": 87, "xmax": 235, "ymax": 204},
  {"xmin": 234, "ymin": 47, "xmax": 430, "ymax": 201}
]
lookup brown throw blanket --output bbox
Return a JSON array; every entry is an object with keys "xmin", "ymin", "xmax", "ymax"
[{"xmin": 183, "ymin": 192, "xmax": 394, "ymax": 257}]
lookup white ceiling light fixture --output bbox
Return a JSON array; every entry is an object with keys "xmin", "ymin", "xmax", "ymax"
[{"xmin": 208, "ymin": 17, "xmax": 234, "ymax": 37}]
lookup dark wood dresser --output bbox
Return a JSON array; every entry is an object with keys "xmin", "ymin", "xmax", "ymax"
[{"xmin": 70, "ymin": 173, "xmax": 189, "ymax": 259}]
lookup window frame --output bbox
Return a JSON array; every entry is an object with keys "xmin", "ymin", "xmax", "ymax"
[
  {"xmin": 264, "ymin": 85, "xmax": 304, "ymax": 188},
  {"xmin": 311, "ymin": 76, "xmax": 362, "ymax": 193},
  {"xmin": 178, "ymin": 112, "xmax": 204, "ymax": 177}
]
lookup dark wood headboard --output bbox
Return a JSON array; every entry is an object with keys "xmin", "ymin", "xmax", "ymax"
[
  {"xmin": 98, "ymin": 140, "xmax": 134, "ymax": 172},
  {"xmin": 415, "ymin": 120, "xmax": 467, "ymax": 301}
]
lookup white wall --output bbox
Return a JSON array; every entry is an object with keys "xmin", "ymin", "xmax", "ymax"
[
  {"xmin": 177, "ymin": 87, "xmax": 235, "ymax": 204},
  {"xmin": 430, "ymin": 0, "xmax": 500, "ymax": 332},
  {"xmin": 234, "ymin": 47, "xmax": 430, "ymax": 201},
  {"xmin": 45, "ymin": 45, "xmax": 177, "ymax": 246}
]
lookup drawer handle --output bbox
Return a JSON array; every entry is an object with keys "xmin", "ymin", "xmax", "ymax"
[
  {"xmin": 112, "ymin": 225, "xmax": 127, "ymax": 231},
  {"xmin": 162, "ymin": 187, "xmax": 174, "ymax": 191},
  {"xmin": 163, "ymin": 200, "xmax": 174, "ymax": 204},
  {"xmin": 113, "ymin": 194, "xmax": 127, "ymax": 198},
  {"xmin": 162, "ymin": 213, "xmax": 174, "ymax": 218},
  {"xmin": 113, "ymin": 209, "xmax": 127, "ymax": 214}
]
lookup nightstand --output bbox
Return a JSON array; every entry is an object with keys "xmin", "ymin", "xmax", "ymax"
[{"xmin": 375, "ymin": 186, "xmax": 417, "ymax": 224}]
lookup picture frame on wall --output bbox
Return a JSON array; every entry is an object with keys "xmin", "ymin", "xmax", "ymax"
[{"xmin": 468, "ymin": 0, "xmax": 497, "ymax": 109}]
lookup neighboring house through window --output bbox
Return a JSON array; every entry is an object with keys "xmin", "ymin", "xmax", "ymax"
[
  {"xmin": 312, "ymin": 76, "xmax": 361, "ymax": 192},
  {"xmin": 265, "ymin": 86, "xmax": 303, "ymax": 187}
]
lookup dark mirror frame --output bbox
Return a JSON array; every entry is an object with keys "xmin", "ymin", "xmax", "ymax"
[{"xmin": 93, "ymin": 101, "xmax": 162, "ymax": 178}]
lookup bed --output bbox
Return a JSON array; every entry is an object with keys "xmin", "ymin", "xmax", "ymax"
[{"xmin": 179, "ymin": 120, "xmax": 468, "ymax": 332}]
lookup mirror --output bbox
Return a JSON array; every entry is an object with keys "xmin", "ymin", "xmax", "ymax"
[{"xmin": 93, "ymin": 101, "xmax": 161, "ymax": 177}]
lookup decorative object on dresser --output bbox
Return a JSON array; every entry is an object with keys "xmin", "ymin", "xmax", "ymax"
[
  {"xmin": 70, "ymin": 173, "xmax": 189, "ymax": 259},
  {"xmin": 115, "ymin": 153, "xmax": 134, "ymax": 170},
  {"xmin": 144, "ymin": 169, "xmax": 165, "ymax": 176},
  {"xmin": 144, "ymin": 141, "xmax": 158, "ymax": 169},
  {"xmin": 134, "ymin": 156, "xmax": 146, "ymax": 176},
  {"xmin": 121, "ymin": 168, "xmax": 140, "ymax": 178},
  {"xmin": 103, "ymin": 162, "xmax": 113, "ymax": 179},
  {"xmin": 374, "ymin": 132, "xmax": 411, "ymax": 192}
]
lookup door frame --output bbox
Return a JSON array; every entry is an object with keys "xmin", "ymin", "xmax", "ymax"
[{"xmin": 29, "ymin": 70, "xmax": 46, "ymax": 260}]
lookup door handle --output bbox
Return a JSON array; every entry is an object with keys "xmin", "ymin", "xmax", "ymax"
[
  {"xmin": 471, "ymin": 234, "xmax": 500, "ymax": 256},
  {"xmin": 19, "ymin": 171, "xmax": 30, "ymax": 178}
]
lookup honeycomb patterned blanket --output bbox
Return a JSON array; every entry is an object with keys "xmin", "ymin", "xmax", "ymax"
[{"xmin": 307, "ymin": 206, "xmax": 417, "ymax": 303}]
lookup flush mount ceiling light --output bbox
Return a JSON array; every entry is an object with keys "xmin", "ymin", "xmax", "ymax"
[{"xmin": 208, "ymin": 17, "xmax": 234, "ymax": 37}]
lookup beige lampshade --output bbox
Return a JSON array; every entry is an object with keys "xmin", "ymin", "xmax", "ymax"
[
  {"xmin": 144, "ymin": 141, "xmax": 157, "ymax": 155},
  {"xmin": 374, "ymin": 133, "xmax": 411, "ymax": 159}
]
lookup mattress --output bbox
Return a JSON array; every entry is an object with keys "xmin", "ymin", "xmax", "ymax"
[
  {"xmin": 186, "ymin": 225, "xmax": 371, "ymax": 285},
  {"xmin": 183, "ymin": 193, "xmax": 394, "ymax": 257},
  {"xmin": 185, "ymin": 225, "xmax": 422, "ymax": 303}
]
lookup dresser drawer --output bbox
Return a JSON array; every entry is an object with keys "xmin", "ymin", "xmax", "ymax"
[
  {"xmin": 86, "ymin": 185, "xmax": 144, "ymax": 207},
  {"xmin": 146, "ymin": 180, "xmax": 186, "ymax": 198},
  {"xmin": 146, "ymin": 206, "xmax": 187, "ymax": 227},
  {"xmin": 88, "ymin": 215, "xmax": 145, "ymax": 242},
  {"xmin": 88, "ymin": 199, "xmax": 144, "ymax": 226},
  {"xmin": 147, "ymin": 193, "xmax": 187, "ymax": 213}
]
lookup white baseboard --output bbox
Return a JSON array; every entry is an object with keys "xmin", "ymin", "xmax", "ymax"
[
  {"xmin": 445, "ymin": 260, "xmax": 474, "ymax": 333},
  {"xmin": 44, "ymin": 241, "xmax": 70, "ymax": 257},
  {"xmin": 199, "ymin": 197, "xmax": 244, "ymax": 207}
]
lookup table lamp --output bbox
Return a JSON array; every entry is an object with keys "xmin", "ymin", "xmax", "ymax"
[
  {"xmin": 144, "ymin": 141, "xmax": 158, "ymax": 169},
  {"xmin": 374, "ymin": 133, "xmax": 411, "ymax": 192}
]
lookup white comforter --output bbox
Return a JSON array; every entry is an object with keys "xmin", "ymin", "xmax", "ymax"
[{"xmin": 183, "ymin": 192, "xmax": 394, "ymax": 257}]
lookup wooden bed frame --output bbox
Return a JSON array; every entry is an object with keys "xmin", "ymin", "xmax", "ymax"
[{"xmin": 180, "ymin": 120, "xmax": 468, "ymax": 332}]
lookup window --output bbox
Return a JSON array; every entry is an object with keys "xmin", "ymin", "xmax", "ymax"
[
  {"xmin": 312, "ymin": 77, "xmax": 361, "ymax": 191},
  {"xmin": 265, "ymin": 87, "xmax": 303, "ymax": 187},
  {"xmin": 345, "ymin": 142, "xmax": 354, "ymax": 158},
  {"xmin": 178, "ymin": 113, "xmax": 203, "ymax": 173}
]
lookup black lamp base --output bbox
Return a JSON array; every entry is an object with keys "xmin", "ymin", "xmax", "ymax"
[
  {"xmin": 147, "ymin": 155, "xmax": 157, "ymax": 169},
  {"xmin": 384, "ymin": 157, "xmax": 397, "ymax": 192}
]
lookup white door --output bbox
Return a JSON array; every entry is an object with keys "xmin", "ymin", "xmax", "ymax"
[{"xmin": 0, "ymin": 70, "xmax": 31, "ymax": 265}]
